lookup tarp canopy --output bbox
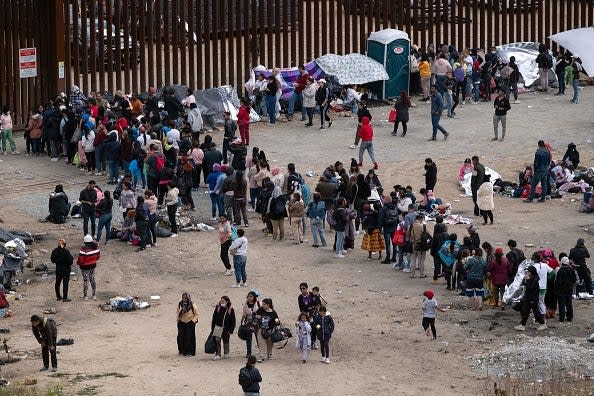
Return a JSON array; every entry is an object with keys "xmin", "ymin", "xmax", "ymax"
[
  {"xmin": 550, "ymin": 27, "xmax": 594, "ymax": 76},
  {"xmin": 460, "ymin": 167, "xmax": 502, "ymax": 196},
  {"xmin": 245, "ymin": 53, "xmax": 389, "ymax": 99},
  {"xmin": 315, "ymin": 53, "xmax": 389, "ymax": 85},
  {"xmin": 368, "ymin": 28, "xmax": 409, "ymax": 45},
  {"xmin": 495, "ymin": 42, "xmax": 557, "ymax": 87}
]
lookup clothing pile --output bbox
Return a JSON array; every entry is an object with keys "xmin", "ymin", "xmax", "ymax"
[{"xmin": 103, "ymin": 296, "xmax": 150, "ymax": 312}]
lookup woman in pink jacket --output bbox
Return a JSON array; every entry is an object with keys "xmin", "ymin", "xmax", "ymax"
[
  {"xmin": 0, "ymin": 105, "xmax": 18, "ymax": 155},
  {"xmin": 237, "ymin": 98, "xmax": 251, "ymax": 146}
]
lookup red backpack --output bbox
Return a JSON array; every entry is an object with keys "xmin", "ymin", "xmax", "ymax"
[{"xmin": 155, "ymin": 155, "xmax": 165, "ymax": 171}]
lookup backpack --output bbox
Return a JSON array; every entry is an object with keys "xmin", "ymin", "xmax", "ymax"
[
  {"xmin": 326, "ymin": 208, "xmax": 337, "ymax": 229},
  {"xmin": 230, "ymin": 225, "xmax": 238, "ymax": 241},
  {"xmin": 544, "ymin": 53, "xmax": 553, "ymax": 69},
  {"xmin": 384, "ymin": 207, "xmax": 399, "ymax": 225},
  {"xmin": 454, "ymin": 66, "xmax": 465, "ymax": 82},
  {"xmin": 500, "ymin": 65, "xmax": 513, "ymax": 80},
  {"xmin": 300, "ymin": 183, "xmax": 311, "ymax": 206},
  {"xmin": 155, "ymin": 155, "xmax": 165, "ymax": 171},
  {"xmin": 415, "ymin": 225, "xmax": 433, "ymax": 251},
  {"xmin": 238, "ymin": 367, "xmax": 252, "ymax": 387}
]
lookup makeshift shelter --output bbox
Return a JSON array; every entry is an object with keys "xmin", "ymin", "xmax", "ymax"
[
  {"xmin": 367, "ymin": 29, "xmax": 411, "ymax": 99},
  {"xmin": 495, "ymin": 42, "xmax": 557, "ymax": 87},
  {"xmin": 550, "ymin": 27, "xmax": 594, "ymax": 76}
]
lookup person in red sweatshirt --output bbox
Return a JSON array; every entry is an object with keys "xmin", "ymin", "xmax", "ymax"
[
  {"xmin": 357, "ymin": 117, "xmax": 378, "ymax": 170},
  {"xmin": 237, "ymin": 98, "xmax": 251, "ymax": 146},
  {"xmin": 77, "ymin": 234, "xmax": 100, "ymax": 301}
]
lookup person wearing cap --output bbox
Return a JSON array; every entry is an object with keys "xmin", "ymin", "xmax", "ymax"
[
  {"xmin": 76, "ymin": 234, "xmax": 100, "ymax": 301},
  {"xmin": 515, "ymin": 265, "xmax": 546, "ymax": 331},
  {"xmin": 51, "ymin": 239, "xmax": 73, "ymax": 302},
  {"xmin": 315, "ymin": 79, "xmax": 332, "ymax": 130},
  {"xmin": 486, "ymin": 248, "xmax": 510, "ymax": 309},
  {"xmin": 421, "ymin": 290, "xmax": 447, "ymax": 340},
  {"xmin": 555, "ymin": 256, "xmax": 577, "ymax": 324},
  {"xmin": 458, "ymin": 158, "xmax": 474, "ymax": 185},
  {"xmin": 79, "ymin": 180, "xmax": 98, "ymax": 237},
  {"xmin": 569, "ymin": 238, "xmax": 591, "ymax": 296}
]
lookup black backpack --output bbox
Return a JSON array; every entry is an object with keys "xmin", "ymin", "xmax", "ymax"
[
  {"xmin": 238, "ymin": 367, "xmax": 252, "ymax": 387},
  {"xmin": 384, "ymin": 207, "xmax": 399, "ymax": 225},
  {"xmin": 545, "ymin": 53, "xmax": 553, "ymax": 69},
  {"xmin": 415, "ymin": 225, "xmax": 433, "ymax": 251}
]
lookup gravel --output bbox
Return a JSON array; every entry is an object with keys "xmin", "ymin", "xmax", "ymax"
[{"xmin": 472, "ymin": 336, "xmax": 594, "ymax": 380}]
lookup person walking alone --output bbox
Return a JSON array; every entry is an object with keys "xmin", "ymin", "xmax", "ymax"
[
  {"xmin": 51, "ymin": 239, "xmax": 73, "ymax": 302},
  {"xmin": 31, "ymin": 315, "xmax": 58, "ymax": 372},
  {"xmin": 357, "ymin": 117, "xmax": 378, "ymax": 170},
  {"xmin": 76, "ymin": 234, "xmax": 100, "ymax": 301},
  {"xmin": 428, "ymin": 86, "xmax": 449, "ymax": 141},
  {"xmin": 492, "ymin": 88, "xmax": 511, "ymax": 142}
]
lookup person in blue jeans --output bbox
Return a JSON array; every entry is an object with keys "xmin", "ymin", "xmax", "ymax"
[
  {"xmin": 95, "ymin": 190, "xmax": 113, "ymax": 245},
  {"xmin": 333, "ymin": 198, "xmax": 348, "ymax": 258},
  {"xmin": 524, "ymin": 140, "xmax": 551, "ymax": 203},
  {"xmin": 428, "ymin": 86, "xmax": 449, "ymax": 141},
  {"xmin": 79, "ymin": 181, "xmax": 97, "ymax": 237},
  {"xmin": 230, "ymin": 229, "xmax": 249, "ymax": 288},
  {"xmin": 307, "ymin": 193, "xmax": 327, "ymax": 247},
  {"xmin": 287, "ymin": 64, "xmax": 309, "ymax": 121},
  {"xmin": 263, "ymin": 76, "xmax": 279, "ymax": 124}
]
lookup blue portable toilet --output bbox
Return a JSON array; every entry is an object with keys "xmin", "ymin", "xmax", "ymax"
[{"xmin": 367, "ymin": 29, "xmax": 411, "ymax": 100}]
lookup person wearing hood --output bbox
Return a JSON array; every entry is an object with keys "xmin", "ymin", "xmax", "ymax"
[
  {"xmin": 229, "ymin": 139, "xmax": 248, "ymax": 172},
  {"xmin": 187, "ymin": 102, "xmax": 203, "ymax": 140},
  {"xmin": 569, "ymin": 238, "xmax": 591, "ymax": 296},
  {"xmin": 47, "ymin": 185, "xmax": 70, "ymax": 224},
  {"xmin": 535, "ymin": 43, "xmax": 552, "ymax": 93},
  {"xmin": 515, "ymin": 265, "xmax": 547, "ymax": 331},
  {"xmin": 357, "ymin": 117, "xmax": 378, "ymax": 170},
  {"xmin": 103, "ymin": 131, "xmax": 122, "ymax": 184},
  {"xmin": 69, "ymin": 85, "xmax": 86, "ymax": 110},
  {"xmin": 430, "ymin": 216, "xmax": 449, "ymax": 283},
  {"xmin": 267, "ymin": 184, "xmax": 286, "ymax": 242},
  {"xmin": 562, "ymin": 143, "xmax": 580, "ymax": 169}
]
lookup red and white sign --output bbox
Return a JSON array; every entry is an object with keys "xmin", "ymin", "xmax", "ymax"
[{"xmin": 19, "ymin": 48, "xmax": 37, "ymax": 78}]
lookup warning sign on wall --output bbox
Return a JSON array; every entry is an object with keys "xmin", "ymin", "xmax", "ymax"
[{"xmin": 19, "ymin": 48, "xmax": 37, "ymax": 78}]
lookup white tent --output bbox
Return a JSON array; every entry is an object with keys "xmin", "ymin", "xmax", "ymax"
[{"xmin": 550, "ymin": 27, "xmax": 594, "ymax": 76}]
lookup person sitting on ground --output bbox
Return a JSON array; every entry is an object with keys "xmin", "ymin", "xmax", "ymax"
[
  {"xmin": 47, "ymin": 185, "xmax": 70, "ymax": 224},
  {"xmin": 458, "ymin": 158, "xmax": 474, "ymax": 186}
]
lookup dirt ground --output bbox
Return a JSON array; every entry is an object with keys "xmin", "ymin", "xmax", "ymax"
[{"xmin": 1, "ymin": 86, "xmax": 594, "ymax": 396}]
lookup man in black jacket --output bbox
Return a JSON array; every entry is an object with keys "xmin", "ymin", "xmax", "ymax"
[
  {"xmin": 51, "ymin": 239, "xmax": 73, "ymax": 302},
  {"xmin": 424, "ymin": 158, "xmax": 437, "ymax": 191},
  {"xmin": 569, "ymin": 238, "xmax": 592, "ymax": 295},
  {"xmin": 79, "ymin": 181, "xmax": 97, "ymax": 237},
  {"xmin": 555, "ymin": 256, "xmax": 577, "ymax": 323},
  {"xmin": 430, "ymin": 216, "xmax": 449, "ymax": 284},
  {"xmin": 492, "ymin": 88, "xmax": 511, "ymax": 142},
  {"xmin": 470, "ymin": 156, "xmax": 485, "ymax": 216}
]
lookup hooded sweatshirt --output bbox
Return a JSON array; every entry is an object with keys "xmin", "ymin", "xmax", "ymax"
[{"xmin": 358, "ymin": 117, "xmax": 373, "ymax": 142}]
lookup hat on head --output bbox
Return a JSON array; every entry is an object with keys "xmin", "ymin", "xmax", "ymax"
[
  {"xmin": 577, "ymin": 238, "xmax": 585, "ymax": 246},
  {"xmin": 115, "ymin": 90, "xmax": 124, "ymax": 97},
  {"xmin": 213, "ymin": 163, "xmax": 221, "ymax": 172},
  {"xmin": 423, "ymin": 290, "xmax": 434, "ymax": 299},
  {"xmin": 561, "ymin": 257, "xmax": 570, "ymax": 265},
  {"xmin": 572, "ymin": 53, "xmax": 579, "ymax": 58},
  {"xmin": 464, "ymin": 158, "xmax": 471, "ymax": 164},
  {"xmin": 248, "ymin": 290, "xmax": 259, "ymax": 299},
  {"xmin": 495, "ymin": 247, "xmax": 503, "ymax": 254},
  {"xmin": 83, "ymin": 234, "xmax": 93, "ymax": 243},
  {"xmin": 318, "ymin": 78, "xmax": 326, "ymax": 84}
]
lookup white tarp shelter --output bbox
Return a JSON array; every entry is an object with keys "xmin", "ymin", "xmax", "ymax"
[{"xmin": 550, "ymin": 27, "xmax": 594, "ymax": 76}]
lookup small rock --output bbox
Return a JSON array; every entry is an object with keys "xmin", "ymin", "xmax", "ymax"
[{"xmin": 380, "ymin": 375, "xmax": 386, "ymax": 380}]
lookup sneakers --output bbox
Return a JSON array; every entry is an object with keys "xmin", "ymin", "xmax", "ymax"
[
  {"xmin": 402, "ymin": 268, "xmax": 411, "ymax": 273},
  {"xmin": 537, "ymin": 324, "xmax": 548, "ymax": 331},
  {"xmin": 349, "ymin": 145, "xmax": 357, "ymax": 149},
  {"xmin": 51, "ymin": 367, "xmax": 57, "ymax": 372},
  {"xmin": 210, "ymin": 217, "xmax": 217, "ymax": 221},
  {"xmin": 372, "ymin": 162, "xmax": 378, "ymax": 170},
  {"xmin": 324, "ymin": 358, "xmax": 330, "ymax": 364},
  {"xmin": 170, "ymin": 234, "xmax": 178, "ymax": 238},
  {"xmin": 513, "ymin": 100, "xmax": 520, "ymax": 104},
  {"xmin": 224, "ymin": 269, "xmax": 234, "ymax": 276},
  {"xmin": 328, "ymin": 121, "xmax": 333, "ymax": 128},
  {"xmin": 92, "ymin": 295, "xmax": 97, "ymax": 301},
  {"xmin": 335, "ymin": 253, "xmax": 345, "ymax": 258},
  {"xmin": 320, "ymin": 356, "xmax": 326, "ymax": 362},
  {"xmin": 340, "ymin": 250, "xmax": 348, "ymax": 255},
  {"xmin": 231, "ymin": 284, "xmax": 241, "ymax": 288},
  {"xmin": 212, "ymin": 355, "xmax": 221, "ymax": 360},
  {"xmin": 491, "ymin": 137, "xmax": 498, "ymax": 141},
  {"xmin": 444, "ymin": 132, "xmax": 449, "ymax": 141},
  {"xmin": 50, "ymin": 157, "xmax": 59, "ymax": 161},
  {"xmin": 11, "ymin": 151, "xmax": 20, "ymax": 155},
  {"xmin": 514, "ymin": 325, "xmax": 525, "ymax": 331},
  {"xmin": 241, "ymin": 282, "xmax": 247, "ymax": 287},
  {"xmin": 311, "ymin": 342, "xmax": 318, "ymax": 349}
]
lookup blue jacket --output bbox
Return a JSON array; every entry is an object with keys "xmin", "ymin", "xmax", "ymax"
[
  {"xmin": 206, "ymin": 171, "xmax": 222, "ymax": 192},
  {"xmin": 307, "ymin": 200, "xmax": 325, "ymax": 219},
  {"xmin": 533, "ymin": 147, "xmax": 550, "ymax": 173},
  {"xmin": 431, "ymin": 92, "xmax": 444, "ymax": 115},
  {"xmin": 241, "ymin": 366, "xmax": 262, "ymax": 392}
]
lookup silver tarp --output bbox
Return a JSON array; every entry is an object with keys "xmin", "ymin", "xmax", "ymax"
[{"xmin": 496, "ymin": 42, "xmax": 557, "ymax": 87}]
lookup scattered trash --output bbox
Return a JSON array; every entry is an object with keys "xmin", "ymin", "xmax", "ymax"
[{"xmin": 56, "ymin": 338, "xmax": 74, "ymax": 346}]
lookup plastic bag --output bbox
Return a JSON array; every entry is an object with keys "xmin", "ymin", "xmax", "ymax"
[{"xmin": 388, "ymin": 109, "xmax": 397, "ymax": 123}]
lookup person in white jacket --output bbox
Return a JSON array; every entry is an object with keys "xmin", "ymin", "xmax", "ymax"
[
  {"xmin": 187, "ymin": 103, "xmax": 203, "ymax": 138},
  {"xmin": 477, "ymin": 174, "xmax": 494, "ymax": 225},
  {"xmin": 230, "ymin": 228, "xmax": 249, "ymax": 288},
  {"xmin": 302, "ymin": 78, "xmax": 318, "ymax": 127},
  {"xmin": 81, "ymin": 126, "xmax": 96, "ymax": 173}
]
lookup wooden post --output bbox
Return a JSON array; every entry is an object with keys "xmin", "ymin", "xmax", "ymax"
[{"xmin": 54, "ymin": 0, "xmax": 66, "ymax": 94}]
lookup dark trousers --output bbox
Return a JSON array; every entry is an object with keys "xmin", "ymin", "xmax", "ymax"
[
  {"xmin": 319, "ymin": 337, "xmax": 330, "ymax": 358},
  {"xmin": 85, "ymin": 151, "xmax": 96, "ymax": 171},
  {"xmin": 306, "ymin": 107, "xmax": 314, "ymax": 125},
  {"xmin": 55, "ymin": 271, "xmax": 70, "ymax": 299},
  {"xmin": 220, "ymin": 239, "xmax": 232, "ymax": 270},
  {"xmin": 471, "ymin": 187, "xmax": 479, "ymax": 215},
  {"xmin": 393, "ymin": 120, "xmax": 407, "ymax": 135},
  {"xmin": 148, "ymin": 213, "xmax": 158, "ymax": 244},
  {"xmin": 184, "ymin": 186, "xmax": 194, "ymax": 208},
  {"xmin": 433, "ymin": 257, "xmax": 443, "ymax": 281},
  {"xmin": 556, "ymin": 71, "xmax": 566, "ymax": 94},
  {"xmin": 480, "ymin": 209, "xmax": 493, "ymax": 224},
  {"xmin": 192, "ymin": 165, "xmax": 202, "ymax": 187},
  {"xmin": 136, "ymin": 221, "xmax": 148, "ymax": 248},
  {"xmin": 81, "ymin": 206, "xmax": 96, "ymax": 236},
  {"xmin": 529, "ymin": 171, "xmax": 548, "ymax": 201},
  {"xmin": 177, "ymin": 320, "xmax": 197, "ymax": 356},
  {"xmin": 557, "ymin": 294, "xmax": 573, "ymax": 322},
  {"xmin": 422, "ymin": 317, "xmax": 436, "ymax": 338},
  {"xmin": 42, "ymin": 343, "xmax": 58, "ymax": 369},
  {"xmin": 577, "ymin": 265, "xmax": 593, "ymax": 294},
  {"xmin": 158, "ymin": 184, "xmax": 168, "ymax": 205},
  {"xmin": 167, "ymin": 204, "xmax": 178, "ymax": 234},
  {"xmin": 147, "ymin": 176, "xmax": 159, "ymax": 197},
  {"xmin": 222, "ymin": 138, "xmax": 230, "ymax": 164},
  {"xmin": 520, "ymin": 300, "xmax": 544, "ymax": 326}
]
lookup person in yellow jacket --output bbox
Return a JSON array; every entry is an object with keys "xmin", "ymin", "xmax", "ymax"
[{"xmin": 177, "ymin": 292, "xmax": 199, "ymax": 356}]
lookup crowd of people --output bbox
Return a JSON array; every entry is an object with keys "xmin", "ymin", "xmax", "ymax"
[{"xmin": 11, "ymin": 37, "xmax": 588, "ymax": 395}]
